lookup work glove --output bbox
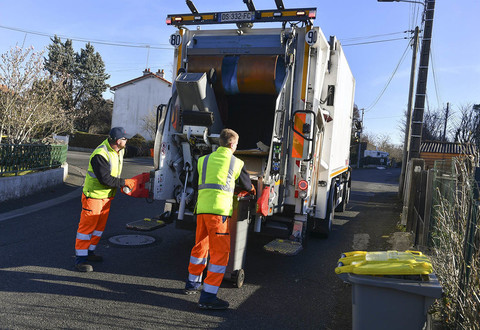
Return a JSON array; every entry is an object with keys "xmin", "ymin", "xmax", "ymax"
[
  {"xmin": 250, "ymin": 184, "xmax": 256, "ymax": 196},
  {"xmin": 124, "ymin": 178, "xmax": 135, "ymax": 189},
  {"xmin": 121, "ymin": 173, "xmax": 150, "ymax": 198}
]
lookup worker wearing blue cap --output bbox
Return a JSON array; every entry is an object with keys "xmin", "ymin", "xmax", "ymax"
[{"xmin": 74, "ymin": 127, "xmax": 136, "ymax": 272}]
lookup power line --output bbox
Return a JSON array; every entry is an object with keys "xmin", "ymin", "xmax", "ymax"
[
  {"xmin": 364, "ymin": 39, "xmax": 411, "ymax": 112},
  {"xmin": 0, "ymin": 24, "xmax": 172, "ymax": 50},
  {"xmin": 341, "ymin": 31, "xmax": 407, "ymax": 42},
  {"xmin": 409, "ymin": 2, "xmax": 423, "ymax": 32},
  {"xmin": 343, "ymin": 37, "xmax": 408, "ymax": 47},
  {"xmin": 430, "ymin": 45, "xmax": 442, "ymax": 107},
  {"xmin": 367, "ymin": 114, "xmax": 404, "ymax": 120}
]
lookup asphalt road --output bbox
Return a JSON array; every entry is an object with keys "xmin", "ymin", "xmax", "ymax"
[{"xmin": 0, "ymin": 151, "xmax": 404, "ymax": 329}]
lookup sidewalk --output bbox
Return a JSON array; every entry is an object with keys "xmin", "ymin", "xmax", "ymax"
[
  {"xmin": 0, "ymin": 165, "xmax": 84, "ymax": 221},
  {"xmin": 0, "ymin": 150, "xmax": 154, "ymax": 221}
]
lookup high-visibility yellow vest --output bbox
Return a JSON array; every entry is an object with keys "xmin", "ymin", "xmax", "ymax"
[
  {"xmin": 196, "ymin": 147, "xmax": 244, "ymax": 216},
  {"xmin": 83, "ymin": 139, "xmax": 124, "ymax": 199}
]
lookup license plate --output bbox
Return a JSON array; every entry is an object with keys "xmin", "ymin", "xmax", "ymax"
[{"xmin": 219, "ymin": 11, "xmax": 254, "ymax": 22}]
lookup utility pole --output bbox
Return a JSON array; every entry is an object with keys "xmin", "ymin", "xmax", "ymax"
[
  {"xmin": 399, "ymin": 26, "xmax": 420, "ymax": 197},
  {"xmin": 443, "ymin": 102, "xmax": 449, "ymax": 141},
  {"xmin": 357, "ymin": 108, "xmax": 364, "ymax": 168},
  {"xmin": 409, "ymin": 0, "xmax": 436, "ymax": 159}
]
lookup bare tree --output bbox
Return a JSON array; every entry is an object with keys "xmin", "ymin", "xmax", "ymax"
[
  {"xmin": 453, "ymin": 103, "xmax": 480, "ymax": 147},
  {"xmin": 422, "ymin": 108, "xmax": 444, "ymax": 141},
  {"xmin": 0, "ymin": 46, "xmax": 73, "ymax": 144},
  {"xmin": 374, "ymin": 133, "xmax": 403, "ymax": 163},
  {"xmin": 141, "ymin": 109, "xmax": 157, "ymax": 141},
  {"xmin": 359, "ymin": 131, "xmax": 376, "ymax": 147}
]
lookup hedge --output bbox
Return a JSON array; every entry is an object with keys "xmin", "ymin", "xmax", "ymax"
[{"xmin": 69, "ymin": 131, "xmax": 153, "ymax": 157}]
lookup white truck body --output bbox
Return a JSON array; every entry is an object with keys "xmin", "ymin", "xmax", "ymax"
[{"xmin": 150, "ymin": 3, "xmax": 355, "ymax": 250}]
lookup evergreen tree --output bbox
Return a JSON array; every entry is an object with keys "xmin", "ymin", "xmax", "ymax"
[
  {"xmin": 45, "ymin": 36, "xmax": 76, "ymax": 111},
  {"xmin": 74, "ymin": 43, "xmax": 110, "ymax": 106},
  {"xmin": 45, "ymin": 37, "xmax": 111, "ymax": 132}
]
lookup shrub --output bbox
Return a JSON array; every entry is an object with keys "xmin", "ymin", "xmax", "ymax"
[
  {"xmin": 125, "ymin": 134, "xmax": 153, "ymax": 157},
  {"xmin": 69, "ymin": 131, "xmax": 153, "ymax": 157},
  {"xmin": 430, "ymin": 159, "xmax": 480, "ymax": 329},
  {"xmin": 69, "ymin": 131, "xmax": 108, "ymax": 149}
]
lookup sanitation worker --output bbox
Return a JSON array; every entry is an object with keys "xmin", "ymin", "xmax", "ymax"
[
  {"xmin": 74, "ymin": 127, "xmax": 135, "ymax": 272},
  {"xmin": 184, "ymin": 128, "xmax": 255, "ymax": 310}
]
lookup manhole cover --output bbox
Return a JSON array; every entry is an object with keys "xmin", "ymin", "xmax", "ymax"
[{"xmin": 108, "ymin": 234, "xmax": 156, "ymax": 246}]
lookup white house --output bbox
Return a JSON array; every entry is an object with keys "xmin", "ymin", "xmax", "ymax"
[{"xmin": 111, "ymin": 69, "xmax": 172, "ymax": 140}]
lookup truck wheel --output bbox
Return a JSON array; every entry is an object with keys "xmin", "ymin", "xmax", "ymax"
[
  {"xmin": 319, "ymin": 209, "xmax": 333, "ymax": 238},
  {"xmin": 335, "ymin": 185, "xmax": 350, "ymax": 212},
  {"xmin": 320, "ymin": 180, "xmax": 336, "ymax": 237},
  {"xmin": 232, "ymin": 269, "xmax": 245, "ymax": 288},
  {"xmin": 308, "ymin": 210, "xmax": 333, "ymax": 238},
  {"xmin": 302, "ymin": 219, "xmax": 310, "ymax": 248},
  {"xmin": 345, "ymin": 185, "xmax": 351, "ymax": 204},
  {"xmin": 335, "ymin": 172, "xmax": 351, "ymax": 213}
]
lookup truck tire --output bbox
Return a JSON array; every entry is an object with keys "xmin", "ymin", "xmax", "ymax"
[
  {"xmin": 320, "ymin": 180, "xmax": 336, "ymax": 237},
  {"xmin": 335, "ymin": 185, "xmax": 350, "ymax": 212},
  {"xmin": 318, "ymin": 208, "xmax": 333, "ymax": 238},
  {"xmin": 335, "ymin": 171, "xmax": 351, "ymax": 213},
  {"xmin": 302, "ymin": 218, "xmax": 310, "ymax": 248},
  {"xmin": 309, "ymin": 181, "xmax": 335, "ymax": 238},
  {"xmin": 307, "ymin": 210, "xmax": 333, "ymax": 238}
]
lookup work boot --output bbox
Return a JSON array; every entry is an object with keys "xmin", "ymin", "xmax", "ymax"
[
  {"xmin": 87, "ymin": 252, "xmax": 103, "ymax": 262},
  {"xmin": 75, "ymin": 263, "xmax": 93, "ymax": 272},
  {"xmin": 198, "ymin": 297, "xmax": 229, "ymax": 310},
  {"xmin": 198, "ymin": 291, "xmax": 229, "ymax": 310},
  {"xmin": 184, "ymin": 281, "xmax": 202, "ymax": 295}
]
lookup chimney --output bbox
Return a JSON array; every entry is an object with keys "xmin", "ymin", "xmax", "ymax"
[
  {"xmin": 156, "ymin": 69, "xmax": 164, "ymax": 78},
  {"xmin": 143, "ymin": 68, "xmax": 150, "ymax": 76}
]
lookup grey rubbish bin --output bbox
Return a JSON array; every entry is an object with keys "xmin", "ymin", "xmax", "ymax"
[
  {"xmin": 338, "ymin": 272, "xmax": 442, "ymax": 330},
  {"xmin": 224, "ymin": 194, "xmax": 254, "ymax": 288}
]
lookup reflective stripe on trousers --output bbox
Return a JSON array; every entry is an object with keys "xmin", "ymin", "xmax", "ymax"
[
  {"xmin": 187, "ymin": 214, "xmax": 230, "ymax": 295},
  {"xmin": 75, "ymin": 193, "xmax": 113, "ymax": 256}
]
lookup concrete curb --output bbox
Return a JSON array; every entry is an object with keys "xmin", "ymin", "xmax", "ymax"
[{"xmin": 0, "ymin": 164, "xmax": 68, "ymax": 203}]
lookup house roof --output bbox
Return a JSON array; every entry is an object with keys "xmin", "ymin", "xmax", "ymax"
[
  {"xmin": 110, "ymin": 71, "xmax": 172, "ymax": 91},
  {"xmin": 420, "ymin": 140, "xmax": 477, "ymax": 155}
]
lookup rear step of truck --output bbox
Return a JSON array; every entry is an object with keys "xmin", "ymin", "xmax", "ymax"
[
  {"xmin": 126, "ymin": 212, "xmax": 172, "ymax": 231},
  {"xmin": 262, "ymin": 220, "xmax": 290, "ymax": 237},
  {"xmin": 263, "ymin": 239, "xmax": 303, "ymax": 256},
  {"xmin": 126, "ymin": 218, "xmax": 166, "ymax": 231}
]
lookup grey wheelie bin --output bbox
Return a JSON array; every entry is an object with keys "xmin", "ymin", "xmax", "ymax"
[
  {"xmin": 335, "ymin": 250, "xmax": 443, "ymax": 330},
  {"xmin": 224, "ymin": 193, "xmax": 255, "ymax": 288}
]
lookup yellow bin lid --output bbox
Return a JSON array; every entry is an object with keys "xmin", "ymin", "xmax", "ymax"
[{"xmin": 335, "ymin": 250, "xmax": 433, "ymax": 275}]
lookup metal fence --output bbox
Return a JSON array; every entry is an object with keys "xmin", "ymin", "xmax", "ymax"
[
  {"xmin": 404, "ymin": 157, "xmax": 480, "ymax": 327},
  {"xmin": 0, "ymin": 144, "xmax": 68, "ymax": 176}
]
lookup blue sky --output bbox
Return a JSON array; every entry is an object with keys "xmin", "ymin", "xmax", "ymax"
[{"xmin": 0, "ymin": 0, "xmax": 478, "ymax": 145}]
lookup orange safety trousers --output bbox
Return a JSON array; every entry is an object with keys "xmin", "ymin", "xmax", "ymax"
[
  {"xmin": 188, "ymin": 214, "xmax": 230, "ymax": 295},
  {"xmin": 75, "ymin": 193, "xmax": 113, "ymax": 257}
]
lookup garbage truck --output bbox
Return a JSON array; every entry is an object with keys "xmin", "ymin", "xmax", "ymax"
[{"xmin": 128, "ymin": 0, "xmax": 355, "ymax": 262}]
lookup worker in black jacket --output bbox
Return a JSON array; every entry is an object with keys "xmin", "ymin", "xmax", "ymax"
[{"xmin": 74, "ymin": 127, "xmax": 135, "ymax": 272}]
